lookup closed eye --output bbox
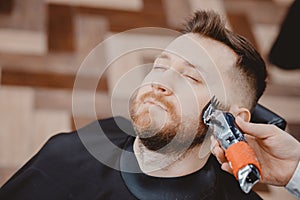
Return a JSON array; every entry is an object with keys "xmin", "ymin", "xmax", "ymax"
[
  {"xmin": 184, "ymin": 74, "xmax": 201, "ymax": 83},
  {"xmin": 153, "ymin": 64, "xmax": 168, "ymax": 71}
]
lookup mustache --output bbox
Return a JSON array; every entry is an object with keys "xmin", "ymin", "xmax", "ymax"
[{"xmin": 135, "ymin": 92, "xmax": 175, "ymax": 111}]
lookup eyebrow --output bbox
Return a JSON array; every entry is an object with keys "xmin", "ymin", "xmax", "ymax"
[{"xmin": 157, "ymin": 52, "xmax": 204, "ymax": 71}]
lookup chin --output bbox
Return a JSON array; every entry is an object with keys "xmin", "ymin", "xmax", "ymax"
[{"xmin": 134, "ymin": 113, "xmax": 173, "ymax": 137}]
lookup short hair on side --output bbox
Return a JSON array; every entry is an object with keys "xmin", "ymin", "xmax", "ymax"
[{"xmin": 182, "ymin": 10, "xmax": 267, "ymax": 110}]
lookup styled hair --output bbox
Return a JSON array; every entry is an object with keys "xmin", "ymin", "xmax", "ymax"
[{"xmin": 183, "ymin": 10, "xmax": 267, "ymax": 109}]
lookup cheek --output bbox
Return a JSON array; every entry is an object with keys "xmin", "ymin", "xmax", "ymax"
[
  {"xmin": 198, "ymin": 91, "xmax": 211, "ymax": 108},
  {"xmin": 174, "ymin": 84, "xmax": 210, "ymax": 118}
]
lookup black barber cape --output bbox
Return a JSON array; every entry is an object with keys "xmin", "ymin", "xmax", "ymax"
[{"xmin": 0, "ymin": 117, "xmax": 262, "ymax": 200}]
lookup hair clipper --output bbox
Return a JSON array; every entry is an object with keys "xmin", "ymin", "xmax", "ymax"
[{"xmin": 202, "ymin": 96, "xmax": 262, "ymax": 193}]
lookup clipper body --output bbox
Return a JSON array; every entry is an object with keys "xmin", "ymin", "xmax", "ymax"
[{"xmin": 203, "ymin": 97, "xmax": 262, "ymax": 193}]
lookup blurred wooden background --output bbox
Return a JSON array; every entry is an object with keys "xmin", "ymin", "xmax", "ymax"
[{"xmin": 0, "ymin": 0, "xmax": 299, "ymax": 199}]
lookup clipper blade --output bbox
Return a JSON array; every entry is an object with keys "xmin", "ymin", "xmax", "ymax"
[
  {"xmin": 210, "ymin": 96, "xmax": 222, "ymax": 109},
  {"xmin": 202, "ymin": 96, "xmax": 225, "ymax": 126}
]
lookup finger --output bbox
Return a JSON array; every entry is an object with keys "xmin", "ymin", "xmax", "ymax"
[
  {"xmin": 210, "ymin": 136, "xmax": 227, "ymax": 164},
  {"xmin": 210, "ymin": 135, "xmax": 220, "ymax": 155},
  {"xmin": 210, "ymin": 135, "xmax": 218, "ymax": 149},
  {"xmin": 235, "ymin": 117, "xmax": 277, "ymax": 139},
  {"xmin": 213, "ymin": 146, "xmax": 227, "ymax": 164},
  {"xmin": 221, "ymin": 162, "xmax": 233, "ymax": 174}
]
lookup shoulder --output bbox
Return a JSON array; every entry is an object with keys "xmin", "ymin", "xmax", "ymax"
[{"xmin": 38, "ymin": 116, "xmax": 135, "ymax": 164}]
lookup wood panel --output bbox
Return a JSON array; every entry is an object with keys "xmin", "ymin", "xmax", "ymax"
[
  {"xmin": 163, "ymin": 0, "xmax": 191, "ymax": 29},
  {"xmin": 0, "ymin": 0, "xmax": 45, "ymax": 31},
  {"xmin": 71, "ymin": 116, "xmax": 97, "ymax": 131},
  {"xmin": 1, "ymin": 68, "xmax": 108, "ymax": 91},
  {"xmin": 35, "ymin": 89, "xmax": 112, "ymax": 118},
  {"xmin": 31, "ymin": 110, "xmax": 71, "ymax": 155},
  {"xmin": 47, "ymin": 3, "xmax": 75, "ymax": 52},
  {"xmin": 0, "ymin": 86, "xmax": 34, "ymax": 167},
  {"xmin": 0, "ymin": 52, "xmax": 80, "ymax": 74},
  {"xmin": 0, "ymin": 0, "xmax": 14, "ymax": 14},
  {"xmin": 143, "ymin": 0, "xmax": 165, "ymax": 14},
  {"xmin": 264, "ymin": 83, "xmax": 300, "ymax": 97},
  {"xmin": 47, "ymin": 0, "xmax": 171, "ymax": 52},
  {"xmin": 0, "ymin": 86, "xmax": 71, "ymax": 186},
  {"xmin": 75, "ymin": 14, "xmax": 108, "ymax": 57},
  {"xmin": 227, "ymin": 12, "xmax": 258, "ymax": 50},
  {"xmin": 77, "ymin": 8, "xmax": 168, "ymax": 32},
  {"xmin": 224, "ymin": 0, "xmax": 290, "ymax": 25},
  {"xmin": 0, "ymin": 29, "xmax": 46, "ymax": 55}
]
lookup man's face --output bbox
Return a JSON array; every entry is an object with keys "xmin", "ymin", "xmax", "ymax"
[{"xmin": 129, "ymin": 33, "xmax": 237, "ymax": 153}]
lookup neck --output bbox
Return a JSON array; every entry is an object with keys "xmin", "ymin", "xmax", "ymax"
[{"xmin": 133, "ymin": 137, "xmax": 211, "ymax": 177}]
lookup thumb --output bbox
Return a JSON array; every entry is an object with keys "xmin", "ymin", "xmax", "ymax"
[{"xmin": 235, "ymin": 116, "xmax": 273, "ymax": 139}]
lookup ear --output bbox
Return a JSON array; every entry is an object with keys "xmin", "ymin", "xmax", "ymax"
[{"xmin": 229, "ymin": 105, "xmax": 251, "ymax": 122}]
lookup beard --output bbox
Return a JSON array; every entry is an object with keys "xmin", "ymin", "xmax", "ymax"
[{"xmin": 129, "ymin": 91, "xmax": 208, "ymax": 154}]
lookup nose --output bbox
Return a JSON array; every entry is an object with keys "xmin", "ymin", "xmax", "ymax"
[{"xmin": 151, "ymin": 82, "xmax": 173, "ymax": 96}]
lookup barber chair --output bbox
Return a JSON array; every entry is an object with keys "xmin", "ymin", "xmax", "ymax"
[{"xmin": 251, "ymin": 104, "xmax": 286, "ymax": 130}]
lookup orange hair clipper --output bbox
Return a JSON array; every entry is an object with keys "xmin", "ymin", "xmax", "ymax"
[{"xmin": 203, "ymin": 96, "xmax": 262, "ymax": 193}]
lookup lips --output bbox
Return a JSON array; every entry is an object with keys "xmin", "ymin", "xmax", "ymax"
[{"xmin": 143, "ymin": 98, "xmax": 167, "ymax": 111}]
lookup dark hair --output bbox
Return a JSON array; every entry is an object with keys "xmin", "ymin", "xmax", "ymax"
[{"xmin": 183, "ymin": 10, "xmax": 267, "ymax": 109}]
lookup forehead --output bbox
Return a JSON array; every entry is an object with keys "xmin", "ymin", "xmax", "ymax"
[{"xmin": 163, "ymin": 33, "xmax": 237, "ymax": 73}]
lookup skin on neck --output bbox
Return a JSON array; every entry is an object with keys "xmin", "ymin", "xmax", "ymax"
[{"xmin": 133, "ymin": 136, "xmax": 211, "ymax": 177}]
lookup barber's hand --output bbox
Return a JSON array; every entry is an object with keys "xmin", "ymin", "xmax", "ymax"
[{"xmin": 210, "ymin": 116, "xmax": 300, "ymax": 186}]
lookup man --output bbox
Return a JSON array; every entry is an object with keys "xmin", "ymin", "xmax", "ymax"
[{"xmin": 0, "ymin": 10, "xmax": 266, "ymax": 199}]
